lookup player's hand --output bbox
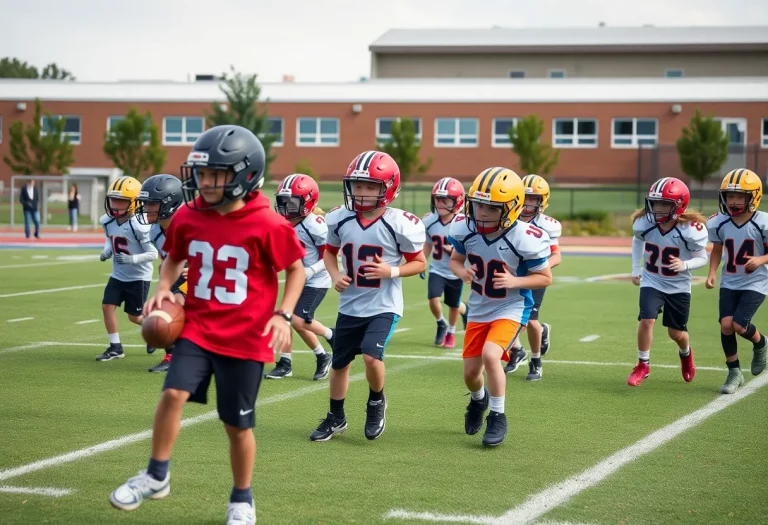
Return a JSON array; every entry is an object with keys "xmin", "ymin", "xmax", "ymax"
[
  {"xmin": 142, "ymin": 289, "xmax": 176, "ymax": 316},
  {"xmin": 492, "ymin": 265, "xmax": 519, "ymax": 289},
  {"xmin": 744, "ymin": 256, "xmax": 764, "ymax": 272},
  {"xmin": 99, "ymin": 250, "xmax": 112, "ymax": 262},
  {"xmin": 114, "ymin": 254, "xmax": 135, "ymax": 265},
  {"xmin": 631, "ymin": 276, "xmax": 641, "ymax": 286},
  {"xmin": 444, "ymin": 244, "xmax": 454, "ymax": 256},
  {"xmin": 334, "ymin": 274, "xmax": 352, "ymax": 292},
  {"xmin": 705, "ymin": 274, "xmax": 716, "ymax": 289},
  {"xmin": 263, "ymin": 315, "xmax": 291, "ymax": 353},
  {"xmin": 362, "ymin": 255, "xmax": 392, "ymax": 280},
  {"xmin": 181, "ymin": 267, "xmax": 188, "ymax": 279},
  {"xmin": 459, "ymin": 264, "xmax": 477, "ymax": 284},
  {"xmin": 668, "ymin": 256, "xmax": 686, "ymax": 274}
]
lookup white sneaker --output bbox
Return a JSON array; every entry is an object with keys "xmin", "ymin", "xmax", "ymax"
[
  {"xmin": 226, "ymin": 500, "xmax": 256, "ymax": 524},
  {"xmin": 110, "ymin": 470, "xmax": 170, "ymax": 511}
]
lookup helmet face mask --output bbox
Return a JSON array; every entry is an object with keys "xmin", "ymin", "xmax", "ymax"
[
  {"xmin": 719, "ymin": 169, "xmax": 763, "ymax": 217},
  {"xmin": 645, "ymin": 177, "xmax": 690, "ymax": 225},
  {"xmin": 275, "ymin": 195, "xmax": 305, "ymax": 220},
  {"xmin": 430, "ymin": 177, "xmax": 465, "ymax": 215},
  {"xmin": 275, "ymin": 173, "xmax": 320, "ymax": 220},
  {"xmin": 136, "ymin": 174, "xmax": 184, "ymax": 225},
  {"xmin": 521, "ymin": 194, "xmax": 543, "ymax": 218},
  {"xmin": 645, "ymin": 197, "xmax": 677, "ymax": 224},
  {"xmin": 720, "ymin": 190, "xmax": 751, "ymax": 217},
  {"xmin": 343, "ymin": 151, "xmax": 401, "ymax": 212},
  {"xmin": 343, "ymin": 178, "xmax": 388, "ymax": 212},
  {"xmin": 467, "ymin": 200, "xmax": 508, "ymax": 234},
  {"xmin": 104, "ymin": 176, "xmax": 142, "ymax": 219},
  {"xmin": 431, "ymin": 196, "xmax": 457, "ymax": 215},
  {"xmin": 107, "ymin": 197, "xmax": 134, "ymax": 219},
  {"xmin": 466, "ymin": 167, "xmax": 525, "ymax": 235}
]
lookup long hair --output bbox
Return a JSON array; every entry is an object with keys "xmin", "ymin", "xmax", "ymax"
[
  {"xmin": 312, "ymin": 206, "xmax": 325, "ymax": 217},
  {"xmin": 630, "ymin": 208, "xmax": 707, "ymax": 226}
]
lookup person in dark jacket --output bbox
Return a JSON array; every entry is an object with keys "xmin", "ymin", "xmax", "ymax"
[
  {"xmin": 68, "ymin": 183, "xmax": 80, "ymax": 232},
  {"xmin": 19, "ymin": 179, "xmax": 40, "ymax": 239}
]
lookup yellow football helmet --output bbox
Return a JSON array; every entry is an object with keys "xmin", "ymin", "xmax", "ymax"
[
  {"xmin": 521, "ymin": 174, "xmax": 550, "ymax": 218},
  {"xmin": 719, "ymin": 169, "xmax": 763, "ymax": 217},
  {"xmin": 465, "ymin": 167, "xmax": 524, "ymax": 234},
  {"xmin": 105, "ymin": 176, "xmax": 142, "ymax": 218}
]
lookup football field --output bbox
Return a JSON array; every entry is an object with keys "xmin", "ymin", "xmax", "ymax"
[{"xmin": 0, "ymin": 248, "xmax": 766, "ymax": 525}]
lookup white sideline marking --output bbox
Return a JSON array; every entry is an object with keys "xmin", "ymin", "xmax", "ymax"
[
  {"xmin": 0, "ymin": 260, "xmax": 96, "ymax": 270},
  {"xmin": 0, "ymin": 360, "xmax": 429, "ymax": 483},
  {"xmin": 0, "ymin": 485, "xmax": 75, "ymax": 497},
  {"xmin": 0, "ymin": 283, "xmax": 104, "ymax": 298},
  {"xmin": 393, "ymin": 328, "xmax": 411, "ymax": 333},
  {"xmin": 386, "ymin": 373, "xmax": 768, "ymax": 525},
  {"xmin": 579, "ymin": 335, "xmax": 600, "ymax": 343},
  {"xmin": 6, "ymin": 317, "xmax": 33, "ymax": 323},
  {"xmin": 75, "ymin": 319, "xmax": 100, "ymax": 325},
  {"xmin": 0, "ymin": 342, "xmax": 52, "ymax": 355},
  {"xmin": 31, "ymin": 255, "xmax": 49, "ymax": 259}
]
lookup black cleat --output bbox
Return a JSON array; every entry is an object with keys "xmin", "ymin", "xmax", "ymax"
[
  {"xmin": 541, "ymin": 323, "xmax": 551, "ymax": 355},
  {"xmin": 148, "ymin": 357, "xmax": 171, "ymax": 373},
  {"xmin": 504, "ymin": 348, "xmax": 528, "ymax": 374},
  {"xmin": 364, "ymin": 397, "xmax": 388, "ymax": 440},
  {"xmin": 482, "ymin": 411, "xmax": 508, "ymax": 447},
  {"xmin": 525, "ymin": 361, "xmax": 542, "ymax": 381},
  {"xmin": 265, "ymin": 357, "xmax": 293, "ymax": 379},
  {"xmin": 464, "ymin": 388, "xmax": 489, "ymax": 435},
  {"xmin": 96, "ymin": 344, "xmax": 124, "ymax": 362},
  {"xmin": 146, "ymin": 344, "xmax": 156, "ymax": 355},
  {"xmin": 313, "ymin": 353, "xmax": 332, "ymax": 381},
  {"xmin": 434, "ymin": 320, "xmax": 448, "ymax": 346},
  {"xmin": 309, "ymin": 412, "xmax": 348, "ymax": 442}
]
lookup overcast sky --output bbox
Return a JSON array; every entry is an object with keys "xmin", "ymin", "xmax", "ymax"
[{"xmin": 1, "ymin": 0, "xmax": 766, "ymax": 83}]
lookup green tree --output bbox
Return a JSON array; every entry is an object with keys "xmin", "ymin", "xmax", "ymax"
[
  {"xmin": 508, "ymin": 115, "xmax": 559, "ymax": 176},
  {"xmin": 294, "ymin": 159, "xmax": 316, "ymax": 180},
  {"xmin": 206, "ymin": 66, "xmax": 277, "ymax": 176},
  {"xmin": 676, "ymin": 109, "xmax": 729, "ymax": 209},
  {"xmin": 3, "ymin": 98, "xmax": 75, "ymax": 174},
  {"xmin": 103, "ymin": 108, "xmax": 167, "ymax": 180},
  {"xmin": 378, "ymin": 118, "xmax": 432, "ymax": 183},
  {"xmin": 0, "ymin": 58, "xmax": 75, "ymax": 79}
]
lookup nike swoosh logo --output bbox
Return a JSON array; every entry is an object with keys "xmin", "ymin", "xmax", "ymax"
[
  {"xmin": 376, "ymin": 343, "xmax": 384, "ymax": 348},
  {"xmin": 239, "ymin": 409, "xmax": 253, "ymax": 416}
]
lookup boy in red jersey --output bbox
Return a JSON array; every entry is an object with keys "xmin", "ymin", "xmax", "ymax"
[{"xmin": 109, "ymin": 125, "xmax": 305, "ymax": 525}]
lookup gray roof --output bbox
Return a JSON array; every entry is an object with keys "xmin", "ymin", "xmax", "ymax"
[
  {"xmin": 0, "ymin": 77, "xmax": 766, "ymax": 103},
  {"xmin": 369, "ymin": 26, "xmax": 768, "ymax": 53}
]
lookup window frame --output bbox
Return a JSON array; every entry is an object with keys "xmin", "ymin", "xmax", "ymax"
[
  {"xmin": 552, "ymin": 117, "xmax": 598, "ymax": 149},
  {"xmin": 611, "ymin": 117, "xmax": 659, "ymax": 149},
  {"xmin": 162, "ymin": 116, "xmax": 205, "ymax": 146},
  {"xmin": 434, "ymin": 117, "xmax": 479, "ymax": 148},
  {"xmin": 375, "ymin": 117, "xmax": 422, "ymax": 145},
  {"xmin": 508, "ymin": 70, "xmax": 526, "ymax": 79},
  {"xmin": 40, "ymin": 115, "xmax": 82, "ymax": 145},
  {"xmin": 296, "ymin": 117, "xmax": 340, "ymax": 147},
  {"xmin": 664, "ymin": 68, "xmax": 684, "ymax": 78},
  {"xmin": 548, "ymin": 69, "xmax": 567, "ymax": 79},
  {"xmin": 265, "ymin": 117, "xmax": 284, "ymax": 147},
  {"xmin": 491, "ymin": 117, "xmax": 519, "ymax": 148}
]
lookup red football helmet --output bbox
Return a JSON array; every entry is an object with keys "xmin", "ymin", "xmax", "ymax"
[
  {"xmin": 431, "ymin": 177, "xmax": 465, "ymax": 214},
  {"xmin": 645, "ymin": 177, "xmax": 690, "ymax": 224},
  {"xmin": 343, "ymin": 150, "xmax": 401, "ymax": 212},
  {"xmin": 275, "ymin": 174, "xmax": 319, "ymax": 220}
]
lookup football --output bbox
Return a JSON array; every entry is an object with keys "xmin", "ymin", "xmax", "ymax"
[{"xmin": 142, "ymin": 300, "xmax": 185, "ymax": 349}]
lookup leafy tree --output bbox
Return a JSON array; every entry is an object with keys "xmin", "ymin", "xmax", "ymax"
[
  {"xmin": 103, "ymin": 108, "xmax": 167, "ymax": 180},
  {"xmin": 3, "ymin": 98, "xmax": 75, "ymax": 174},
  {"xmin": 0, "ymin": 58, "xmax": 75, "ymax": 79},
  {"xmin": 378, "ymin": 118, "xmax": 432, "ymax": 182},
  {"xmin": 294, "ymin": 159, "xmax": 316, "ymax": 180},
  {"xmin": 508, "ymin": 115, "xmax": 559, "ymax": 176},
  {"xmin": 676, "ymin": 109, "xmax": 729, "ymax": 209}
]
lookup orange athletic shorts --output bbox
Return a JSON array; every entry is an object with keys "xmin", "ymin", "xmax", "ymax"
[{"xmin": 463, "ymin": 320, "xmax": 525, "ymax": 362}]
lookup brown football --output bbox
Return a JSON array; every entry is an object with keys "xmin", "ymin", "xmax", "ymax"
[{"xmin": 142, "ymin": 300, "xmax": 185, "ymax": 349}]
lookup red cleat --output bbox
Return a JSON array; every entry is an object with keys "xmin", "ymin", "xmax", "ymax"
[
  {"xmin": 680, "ymin": 347, "xmax": 695, "ymax": 382},
  {"xmin": 627, "ymin": 362, "xmax": 650, "ymax": 386},
  {"xmin": 444, "ymin": 333, "xmax": 455, "ymax": 349}
]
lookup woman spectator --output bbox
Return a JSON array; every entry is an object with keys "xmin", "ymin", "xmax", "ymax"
[{"xmin": 68, "ymin": 183, "xmax": 80, "ymax": 232}]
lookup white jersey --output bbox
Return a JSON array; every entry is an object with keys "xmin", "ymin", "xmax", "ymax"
[
  {"xmin": 632, "ymin": 217, "xmax": 709, "ymax": 294},
  {"xmin": 449, "ymin": 217, "xmax": 551, "ymax": 324},
  {"xmin": 707, "ymin": 211, "xmax": 768, "ymax": 294},
  {"xmin": 101, "ymin": 214, "xmax": 154, "ymax": 282},
  {"xmin": 326, "ymin": 206, "xmax": 426, "ymax": 317},
  {"xmin": 530, "ymin": 213, "xmax": 562, "ymax": 248},
  {"xmin": 295, "ymin": 212, "xmax": 332, "ymax": 289},
  {"xmin": 149, "ymin": 223, "xmax": 168, "ymax": 259},
  {"xmin": 424, "ymin": 212, "xmax": 460, "ymax": 279}
]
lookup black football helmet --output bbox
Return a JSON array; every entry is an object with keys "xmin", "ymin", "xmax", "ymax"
[
  {"xmin": 180, "ymin": 125, "xmax": 266, "ymax": 209},
  {"xmin": 136, "ymin": 174, "xmax": 184, "ymax": 224}
]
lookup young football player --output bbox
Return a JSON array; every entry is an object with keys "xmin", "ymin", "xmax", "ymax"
[
  {"xmin": 515, "ymin": 174, "xmax": 562, "ymax": 381},
  {"xmin": 449, "ymin": 167, "xmax": 552, "ymax": 447},
  {"xmin": 97, "ymin": 176, "xmax": 158, "ymax": 362},
  {"xmin": 628, "ymin": 177, "xmax": 708, "ymax": 387},
  {"xmin": 136, "ymin": 173, "xmax": 186, "ymax": 373},
  {"xmin": 422, "ymin": 177, "xmax": 469, "ymax": 348},
  {"xmin": 309, "ymin": 150, "xmax": 426, "ymax": 442},
  {"xmin": 109, "ymin": 125, "xmax": 306, "ymax": 525},
  {"xmin": 267, "ymin": 174, "xmax": 334, "ymax": 381},
  {"xmin": 706, "ymin": 169, "xmax": 768, "ymax": 394}
]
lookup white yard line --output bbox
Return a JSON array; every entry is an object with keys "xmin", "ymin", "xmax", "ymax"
[
  {"xmin": 75, "ymin": 319, "xmax": 100, "ymax": 325},
  {"xmin": 0, "ymin": 485, "xmax": 76, "ymax": 497},
  {"xmin": 0, "ymin": 260, "xmax": 95, "ymax": 270},
  {"xmin": 579, "ymin": 335, "xmax": 600, "ymax": 343},
  {"xmin": 0, "ymin": 360, "xmax": 430, "ymax": 484},
  {"xmin": 0, "ymin": 283, "xmax": 105, "ymax": 298},
  {"xmin": 385, "ymin": 372, "xmax": 768, "ymax": 525},
  {"xmin": 6, "ymin": 317, "xmax": 33, "ymax": 323}
]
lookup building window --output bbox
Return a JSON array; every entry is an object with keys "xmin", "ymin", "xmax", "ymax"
[
  {"xmin": 612, "ymin": 118, "xmax": 658, "ymax": 148},
  {"xmin": 107, "ymin": 116, "xmax": 151, "ymax": 144},
  {"xmin": 548, "ymin": 69, "xmax": 566, "ymax": 79},
  {"xmin": 163, "ymin": 117, "xmax": 204, "ymax": 145},
  {"xmin": 508, "ymin": 70, "xmax": 525, "ymax": 79},
  {"xmin": 265, "ymin": 117, "xmax": 284, "ymax": 146},
  {"xmin": 492, "ymin": 118, "xmax": 519, "ymax": 148},
  {"xmin": 553, "ymin": 118, "xmax": 598, "ymax": 148},
  {"xmin": 665, "ymin": 69, "xmax": 684, "ymax": 78},
  {"xmin": 435, "ymin": 118, "xmax": 479, "ymax": 147},
  {"xmin": 41, "ymin": 115, "xmax": 81, "ymax": 145},
  {"xmin": 297, "ymin": 118, "xmax": 339, "ymax": 146},
  {"xmin": 762, "ymin": 118, "xmax": 768, "ymax": 148},
  {"xmin": 376, "ymin": 117, "xmax": 422, "ymax": 144}
]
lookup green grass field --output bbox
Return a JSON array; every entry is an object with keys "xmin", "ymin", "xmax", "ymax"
[{"xmin": 0, "ymin": 249, "xmax": 766, "ymax": 525}]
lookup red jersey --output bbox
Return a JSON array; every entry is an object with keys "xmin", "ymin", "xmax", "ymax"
[{"xmin": 164, "ymin": 192, "xmax": 305, "ymax": 362}]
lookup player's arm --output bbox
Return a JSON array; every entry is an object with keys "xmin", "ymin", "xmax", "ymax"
[
  {"xmin": 706, "ymin": 243, "xmax": 722, "ymax": 289},
  {"xmin": 143, "ymin": 254, "xmax": 184, "ymax": 314},
  {"xmin": 493, "ymin": 264, "xmax": 552, "ymax": 291},
  {"xmin": 277, "ymin": 259, "xmax": 305, "ymax": 314},
  {"xmin": 631, "ymin": 237, "xmax": 644, "ymax": 277},
  {"xmin": 394, "ymin": 251, "xmax": 427, "ymax": 278},
  {"xmin": 447, "ymin": 237, "xmax": 476, "ymax": 282},
  {"xmin": 100, "ymin": 237, "xmax": 113, "ymax": 261},
  {"xmin": 548, "ymin": 247, "xmax": 561, "ymax": 268},
  {"xmin": 115, "ymin": 229, "xmax": 159, "ymax": 265},
  {"xmin": 423, "ymin": 242, "xmax": 433, "ymax": 259}
]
